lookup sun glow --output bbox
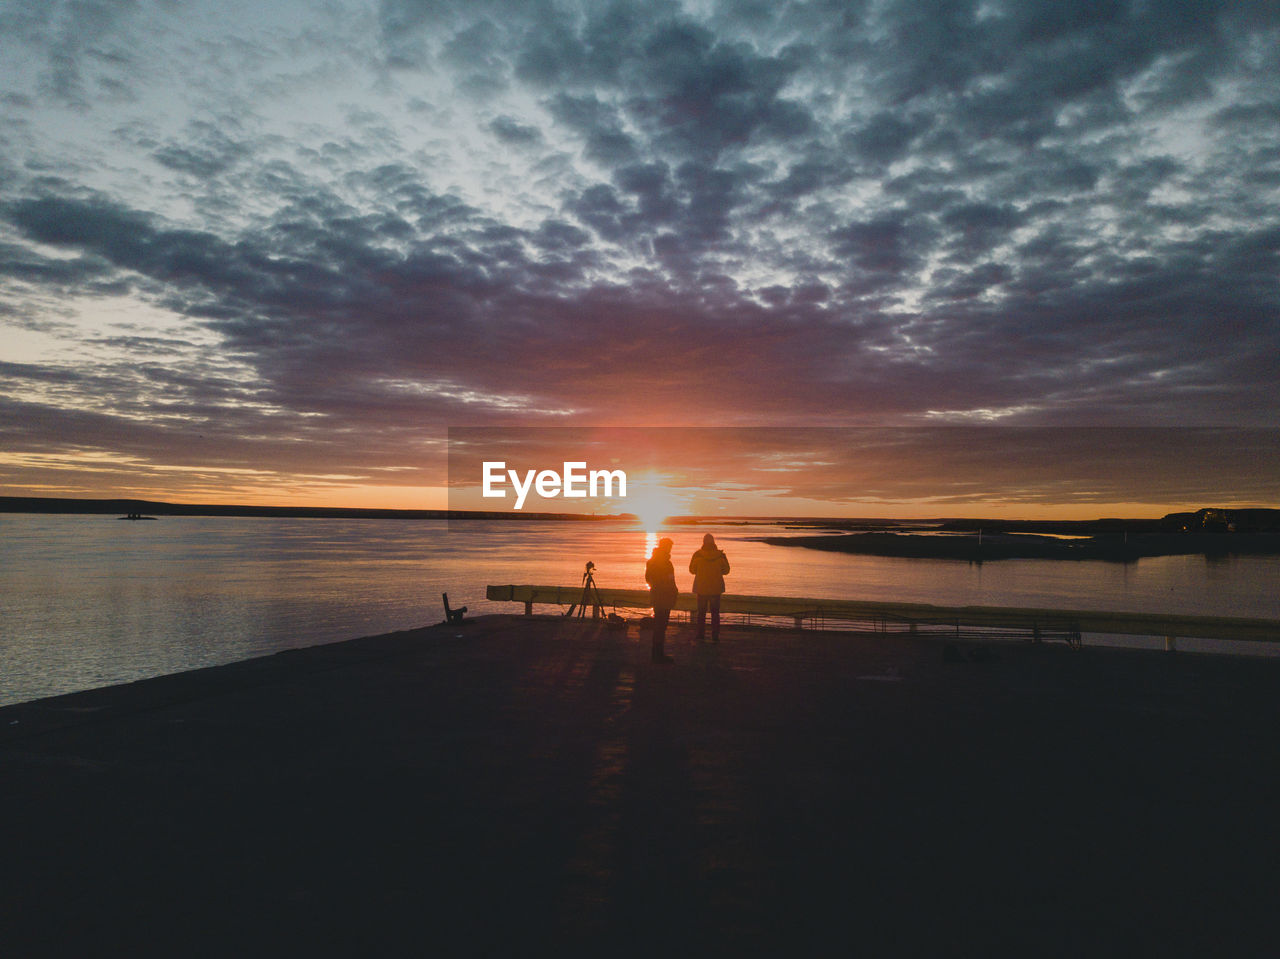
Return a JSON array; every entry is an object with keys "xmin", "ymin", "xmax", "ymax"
[{"xmin": 626, "ymin": 472, "xmax": 686, "ymax": 531}]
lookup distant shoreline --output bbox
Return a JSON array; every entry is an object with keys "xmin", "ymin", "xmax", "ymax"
[
  {"xmin": 0, "ymin": 496, "xmax": 631, "ymax": 522},
  {"xmin": 760, "ymin": 530, "xmax": 1280, "ymax": 561},
  {"xmin": 4, "ymin": 496, "xmax": 1278, "ymax": 536}
]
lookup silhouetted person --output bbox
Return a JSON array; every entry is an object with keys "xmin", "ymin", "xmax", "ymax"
[
  {"xmin": 689, "ymin": 533, "xmax": 730, "ymax": 643},
  {"xmin": 645, "ymin": 537, "xmax": 677, "ymax": 664}
]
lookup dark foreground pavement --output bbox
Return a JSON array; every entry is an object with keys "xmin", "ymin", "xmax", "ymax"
[{"xmin": 3, "ymin": 615, "xmax": 1279, "ymax": 956}]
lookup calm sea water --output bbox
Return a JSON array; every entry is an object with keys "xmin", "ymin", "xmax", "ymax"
[{"xmin": 2, "ymin": 514, "xmax": 1278, "ymax": 706}]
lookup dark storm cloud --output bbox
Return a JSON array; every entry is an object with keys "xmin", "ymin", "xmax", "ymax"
[{"xmin": 3, "ymin": 0, "xmax": 1280, "ymax": 506}]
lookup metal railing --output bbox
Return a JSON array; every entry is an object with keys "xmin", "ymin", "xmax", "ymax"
[{"xmin": 485, "ymin": 584, "xmax": 1280, "ymax": 650}]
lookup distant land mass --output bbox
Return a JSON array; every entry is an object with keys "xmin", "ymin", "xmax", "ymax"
[
  {"xmin": 3, "ymin": 499, "xmax": 1278, "ymax": 561},
  {"xmin": 760, "ymin": 507, "xmax": 1280, "ymax": 562},
  {"xmin": 0, "ymin": 496, "xmax": 633, "ymax": 522}
]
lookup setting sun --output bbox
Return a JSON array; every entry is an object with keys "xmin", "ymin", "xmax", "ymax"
[{"xmin": 626, "ymin": 472, "xmax": 686, "ymax": 530}]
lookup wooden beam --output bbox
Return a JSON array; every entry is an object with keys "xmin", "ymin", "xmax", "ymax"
[{"xmin": 485, "ymin": 584, "xmax": 1280, "ymax": 644}]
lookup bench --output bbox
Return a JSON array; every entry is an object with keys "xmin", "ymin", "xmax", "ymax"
[{"xmin": 442, "ymin": 592, "xmax": 467, "ymax": 625}]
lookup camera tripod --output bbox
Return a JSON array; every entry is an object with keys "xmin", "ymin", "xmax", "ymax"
[{"xmin": 566, "ymin": 561, "xmax": 605, "ymax": 618}]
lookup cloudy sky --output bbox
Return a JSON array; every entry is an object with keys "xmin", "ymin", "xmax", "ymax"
[{"xmin": 2, "ymin": 0, "xmax": 1278, "ymax": 515}]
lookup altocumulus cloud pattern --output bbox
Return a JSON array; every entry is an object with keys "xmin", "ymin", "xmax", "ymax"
[{"xmin": 1, "ymin": 0, "xmax": 1278, "ymax": 504}]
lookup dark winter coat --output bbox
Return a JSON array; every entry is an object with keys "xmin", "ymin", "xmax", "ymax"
[{"xmin": 645, "ymin": 553, "xmax": 678, "ymax": 610}]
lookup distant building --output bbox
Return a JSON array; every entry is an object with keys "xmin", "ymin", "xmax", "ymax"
[{"xmin": 1162, "ymin": 507, "xmax": 1280, "ymax": 534}]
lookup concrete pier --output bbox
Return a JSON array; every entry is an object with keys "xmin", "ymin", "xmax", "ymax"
[{"xmin": 3, "ymin": 615, "xmax": 1278, "ymax": 955}]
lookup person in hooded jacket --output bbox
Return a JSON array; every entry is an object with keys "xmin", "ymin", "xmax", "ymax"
[
  {"xmin": 688, "ymin": 532, "xmax": 730, "ymax": 642},
  {"xmin": 645, "ymin": 537, "xmax": 678, "ymax": 664}
]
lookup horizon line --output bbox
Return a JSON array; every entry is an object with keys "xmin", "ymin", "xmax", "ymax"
[{"xmin": 3, "ymin": 494, "xmax": 1272, "ymax": 525}]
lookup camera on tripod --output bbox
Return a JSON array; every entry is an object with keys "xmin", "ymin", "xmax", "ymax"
[
  {"xmin": 568, "ymin": 560, "xmax": 602, "ymax": 618},
  {"xmin": 567, "ymin": 559, "xmax": 626, "ymax": 628}
]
